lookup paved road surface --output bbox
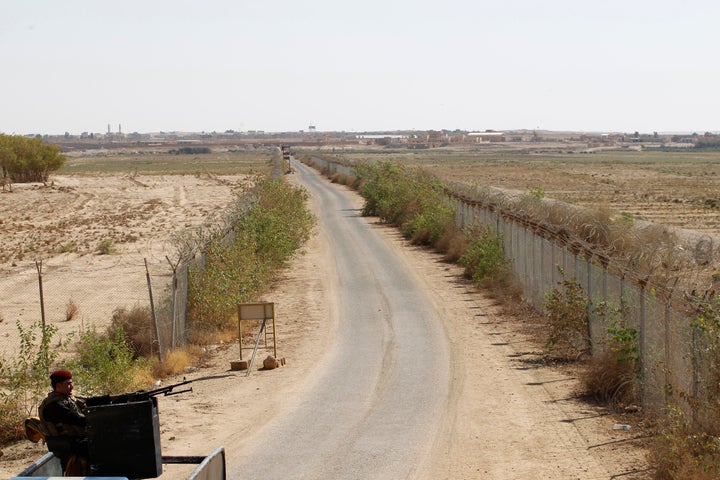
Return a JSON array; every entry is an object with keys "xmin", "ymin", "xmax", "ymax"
[{"xmin": 231, "ymin": 160, "xmax": 450, "ymax": 479}]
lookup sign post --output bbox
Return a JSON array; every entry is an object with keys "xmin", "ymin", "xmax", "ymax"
[{"xmin": 234, "ymin": 302, "xmax": 276, "ymax": 373}]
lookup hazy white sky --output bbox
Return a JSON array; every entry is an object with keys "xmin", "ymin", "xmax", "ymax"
[{"xmin": 1, "ymin": 0, "xmax": 718, "ymax": 135}]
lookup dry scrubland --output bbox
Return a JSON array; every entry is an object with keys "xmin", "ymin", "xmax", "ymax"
[
  {"xmin": 4, "ymin": 144, "xmax": 718, "ymax": 359},
  {"xmin": 0, "ymin": 149, "xmax": 271, "ymax": 270},
  {"xmin": 2, "ymin": 144, "xmax": 717, "ymax": 477},
  {"xmin": 0, "ymin": 150, "xmax": 271, "ymax": 356},
  {"xmin": 331, "ymin": 147, "xmax": 720, "ymax": 236}
]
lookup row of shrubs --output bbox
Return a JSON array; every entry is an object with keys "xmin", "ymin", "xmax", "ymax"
[
  {"xmin": 311, "ymin": 156, "xmax": 720, "ymax": 480},
  {"xmin": 169, "ymin": 146, "xmax": 212, "ymax": 155},
  {"xmin": 324, "ymin": 159, "xmax": 515, "ymax": 290},
  {"xmin": 186, "ymin": 178, "xmax": 316, "ymax": 337},
  {"xmin": 0, "ymin": 175, "xmax": 315, "ymax": 448}
]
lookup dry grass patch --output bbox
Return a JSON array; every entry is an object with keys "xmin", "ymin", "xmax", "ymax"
[
  {"xmin": 330, "ymin": 172, "xmax": 354, "ymax": 185},
  {"xmin": 580, "ymin": 349, "xmax": 637, "ymax": 407},
  {"xmin": 110, "ymin": 306, "xmax": 156, "ymax": 358},
  {"xmin": 65, "ymin": 299, "xmax": 79, "ymax": 322},
  {"xmin": 152, "ymin": 347, "xmax": 204, "ymax": 378},
  {"xmin": 651, "ymin": 404, "xmax": 720, "ymax": 480},
  {"xmin": 0, "ymin": 397, "xmax": 25, "ymax": 444},
  {"xmin": 436, "ymin": 228, "xmax": 469, "ymax": 263}
]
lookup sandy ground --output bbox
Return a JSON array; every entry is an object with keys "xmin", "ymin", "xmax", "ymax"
[
  {"xmin": 0, "ymin": 174, "xmax": 651, "ymax": 479},
  {"xmin": 0, "ymin": 174, "xmax": 250, "ymax": 357}
]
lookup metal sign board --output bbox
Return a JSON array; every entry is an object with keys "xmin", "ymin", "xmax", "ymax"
[
  {"xmin": 237, "ymin": 302, "xmax": 277, "ymax": 364},
  {"xmin": 239, "ymin": 302, "xmax": 274, "ymax": 320}
]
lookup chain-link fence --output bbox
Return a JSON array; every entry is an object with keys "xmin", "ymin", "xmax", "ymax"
[
  {"xmin": 0, "ymin": 258, "xmax": 173, "ymax": 359},
  {"xmin": 309, "ymin": 156, "xmax": 356, "ymax": 177},
  {"xmin": 5, "ymin": 153, "xmax": 712, "ymax": 414},
  {"xmin": 454, "ymin": 194, "xmax": 713, "ymax": 412},
  {"xmin": 1, "ymin": 150, "xmax": 286, "ymax": 366},
  {"xmin": 309, "ymin": 156, "xmax": 715, "ymax": 414},
  {"xmin": 163, "ymin": 148, "xmax": 285, "ymax": 352}
]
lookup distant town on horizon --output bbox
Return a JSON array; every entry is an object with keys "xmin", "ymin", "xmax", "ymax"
[
  {"xmin": 11, "ymin": 124, "xmax": 718, "ymax": 153},
  {"xmin": 18, "ymin": 125, "xmax": 720, "ymax": 138}
]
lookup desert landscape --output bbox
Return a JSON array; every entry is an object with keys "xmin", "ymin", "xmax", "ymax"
[
  {"xmin": 0, "ymin": 150, "xmax": 269, "ymax": 358},
  {"xmin": 4, "ymin": 1, "xmax": 718, "ymax": 476},
  {"xmin": 4, "ymin": 141, "xmax": 719, "ymax": 477}
]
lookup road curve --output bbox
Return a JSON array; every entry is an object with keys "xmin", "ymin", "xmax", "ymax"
[{"xmin": 230, "ymin": 160, "xmax": 451, "ymax": 479}]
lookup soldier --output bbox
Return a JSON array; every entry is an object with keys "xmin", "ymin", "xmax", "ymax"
[{"xmin": 38, "ymin": 369, "xmax": 89, "ymax": 475}]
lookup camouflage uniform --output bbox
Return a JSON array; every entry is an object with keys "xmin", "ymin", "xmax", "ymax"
[{"xmin": 38, "ymin": 390, "xmax": 89, "ymax": 471}]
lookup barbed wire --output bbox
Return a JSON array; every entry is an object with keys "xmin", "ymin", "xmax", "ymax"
[{"xmin": 446, "ymin": 180, "xmax": 718, "ymax": 305}]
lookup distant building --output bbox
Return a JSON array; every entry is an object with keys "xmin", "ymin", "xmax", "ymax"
[
  {"xmin": 355, "ymin": 134, "xmax": 408, "ymax": 139},
  {"xmin": 355, "ymin": 134, "xmax": 409, "ymax": 146},
  {"xmin": 467, "ymin": 131, "xmax": 506, "ymax": 142},
  {"xmin": 104, "ymin": 123, "xmax": 126, "ymax": 141}
]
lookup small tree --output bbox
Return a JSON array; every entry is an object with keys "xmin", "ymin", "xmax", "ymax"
[
  {"xmin": 0, "ymin": 134, "xmax": 66, "ymax": 183},
  {"xmin": 0, "ymin": 139, "xmax": 17, "ymax": 179}
]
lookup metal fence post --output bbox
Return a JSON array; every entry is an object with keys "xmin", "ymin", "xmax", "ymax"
[{"xmin": 145, "ymin": 258, "xmax": 162, "ymax": 361}]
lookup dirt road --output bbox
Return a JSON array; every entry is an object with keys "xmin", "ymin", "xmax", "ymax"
[
  {"xmin": 231, "ymin": 160, "xmax": 651, "ymax": 479},
  {"xmin": 227, "ymin": 160, "xmax": 451, "ymax": 478},
  {"xmin": 0, "ymin": 164, "xmax": 651, "ymax": 479}
]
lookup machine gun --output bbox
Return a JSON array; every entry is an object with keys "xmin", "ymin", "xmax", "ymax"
[
  {"xmin": 79, "ymin": 377, "xmax": 195, "ymax": 478},
  {"xmin": 19, "ymin": 377, "xmax": 225, "ymax": 479},
  {"xmin": 83, "ymin": 377, "xmax": 193, "ymax": 407},
  {"xmin": 110, "ymin": 377, "xmax": 193, "ymax": 404}
]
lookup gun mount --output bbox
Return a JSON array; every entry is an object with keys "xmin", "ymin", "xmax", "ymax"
[
  {"xmin": 16, "ymin": 377, "xmax": 226, "ymax": 479},
  {"xmin": 89, "ymin": 377, "xmax": 194, "ymax": 405}
]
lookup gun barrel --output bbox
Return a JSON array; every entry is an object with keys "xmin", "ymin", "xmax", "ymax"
[
  {"xmin": 146, "ymin": 378, "xmax": 193, "ymax": 398},
  {"xmin": 164, "ymin": 387, "xmax": 192, "ymax": 397},
  {"xmin": 86, "ymin": 378, "xmax": 195, "ymax": 405}
]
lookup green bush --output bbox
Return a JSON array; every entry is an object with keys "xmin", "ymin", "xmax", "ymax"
[
  {"xmin": 0, "ymin": 134, "xmax": 66, "ymax": 183},
  {"xmin": 401, "ymin": 194, "xmax": 456, "ymax": 245},
  {"xmin": 0, "ymin": 320, "xmax": 58, "ymax": 443},
  {"xmin": 652, "ymin": 405, "xmax": 720, "ymax": 480},
  {"xmin": 458, "ymin": 225, "xmax": 509, "ymax": 288},
  {"xmin": 187, "ymin": 178, "xmax": 315, "ymax": 333},
  {"xmin": 356, "ymin": 161, "xmax": 407, "ymax": 222},
  {"xmin": 542, "ymin": 269, "xmax": 590, "ymax": 358},
  {"xmin": 355, "ymin": 161, "xmax": 456, "ymax": 247},
  {"xmin": 66, "ymin": 325, "xmax": 151, "ymax": 397}
]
